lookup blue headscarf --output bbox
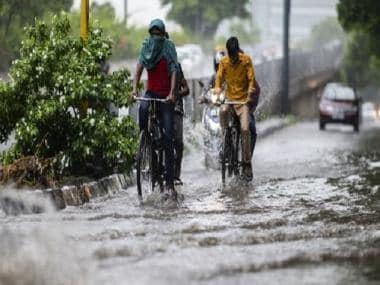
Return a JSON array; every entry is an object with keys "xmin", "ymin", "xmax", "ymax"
[{"xmin": 138, "ymin": 19, "xmax": 178, "ymax": 73}]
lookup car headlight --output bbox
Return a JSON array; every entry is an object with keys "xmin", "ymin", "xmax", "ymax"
[{"xmin": 320, "ymin": 103, "xmax": 334, "ymax": 113}]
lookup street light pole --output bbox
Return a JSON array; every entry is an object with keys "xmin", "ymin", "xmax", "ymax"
[
  {"xmin": 281, "ymin": 0, "xmax": 291, "ymax": 115},
  {"xmin": 80, "ymin": 0, "xmax": 89, "ymax": 42},
  {"xmin": 124, "ymin": 0, "xmax": 128, "ymax": 28},
  {"xmin": 79, "ymin": 0, "xmax": 89, "ymax": 117}
]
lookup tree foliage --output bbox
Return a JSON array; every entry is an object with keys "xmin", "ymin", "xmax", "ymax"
[
  {"xmin": 160, "ymin": 0, "xmax": 250, "ymax": 37},
  {"xmin": 228, "ymin": 19, "xmax": 260, "ymax": 44},
  {"xmin": 337, "ymin": 0, "xmax": 380, "ymax": 57},
  {"xmin": 0, "ymin": 15, "xmax": 138, "ymax": 180},
  {"xmin": 309, "ymin": 17, "xmax": 345, "ymax": 48},
  {"xmin": 66, "ymin": 3, "xmax": 146, "ymax": 60},
  {"xmin": 337, "ymin": 0, "xmax": 380, "ymax": 84},
  {"xmin": 49, "ymin": 3, "xmax": 193, "ymax": 61},
  {"xmin": 341, "ymin": 30, "xmax": 373, "ymax": 87},
  {"xmin": 0, "ymin": 0, "xmax": 72, "ymax": 71}
]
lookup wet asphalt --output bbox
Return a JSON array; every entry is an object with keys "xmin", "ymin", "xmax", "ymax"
[{"xmin": 1, "ymin": 120, "xmax": 380, "ymax": 285}]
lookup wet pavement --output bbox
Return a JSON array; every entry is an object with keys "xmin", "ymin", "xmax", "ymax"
[{"xmin": 1, "ymin": 120, "xmax": 380, "ymax": 285}]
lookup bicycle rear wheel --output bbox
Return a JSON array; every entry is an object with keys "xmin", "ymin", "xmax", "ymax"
[{"xmin": 136, "ymin": 130, "xmax": 154, "ymax": 198}]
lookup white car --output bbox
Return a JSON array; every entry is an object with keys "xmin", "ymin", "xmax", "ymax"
[{"xmin": 362, "ymin": 102, "xmax": 377, "ymax": 121}]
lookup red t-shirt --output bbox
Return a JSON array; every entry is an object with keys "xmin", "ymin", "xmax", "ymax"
[{"xmin": 147, "ymin": 57, "xmax": 171, "ymax": 98}]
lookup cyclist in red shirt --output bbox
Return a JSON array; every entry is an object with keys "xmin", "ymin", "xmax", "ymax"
[{"xmin": 132, "ymin": 19, "xmax": 178, "ymax": 197}]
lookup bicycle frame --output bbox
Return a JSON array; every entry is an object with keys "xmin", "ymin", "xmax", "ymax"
[
  {"xmin": 219, "ymin": 101, "xmax": 247, "ymax": 185},
  {"xmin": 135, "ymin": 97, "xmax": 168, "ymax": 196}
]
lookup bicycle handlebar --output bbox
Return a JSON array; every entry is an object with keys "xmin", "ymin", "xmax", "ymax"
[
  {"xmin": 222, "ymin": 100, "xmax": 248, "ymax": 105},
  {"xmin": 135, "ymin": 97, "xmax": 168, "ymax": 103}
]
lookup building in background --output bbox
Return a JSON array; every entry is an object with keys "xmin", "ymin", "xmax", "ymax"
[{"xmin": 252, "ymin": 0, "xmax": 338, "ymax": 43}]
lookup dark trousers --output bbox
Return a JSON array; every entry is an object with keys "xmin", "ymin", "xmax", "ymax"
[
  {"xmin": 249, "ymin": 113, "xmax": 257, "ymax": 156},
  {"xmin": 173, "ymin": 112, "xmax": 184, "ymax": 179},
  {"xmin": 139, "ymin": 91, "xmax": 175, "ymax": 187}
]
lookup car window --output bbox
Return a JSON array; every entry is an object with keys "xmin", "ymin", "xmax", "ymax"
[
  {"xmin": 335, "ymin": 88, "xmax": 355, "ymax": 100},
  {"xmin": 323, "ymin": 86, "xmax": 355, "ymax": 100}
]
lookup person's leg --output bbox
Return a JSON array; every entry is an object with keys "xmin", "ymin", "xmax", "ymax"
[
  {"xmin": 138, "ymin": 92, "xmax": 153, "ymax": 131},
  {"xmin": 159, "ymin": 102, "xmax": 175, "ymax": 189},
  {"xmin": 235, "ymin": 105, "xmax": 252, "ymax": 179},
  {"xmin": 173, "ymin": 113, "xmax": 184, "ymax": 181},
  {"xmin": 249, "ymin": 113, "xmax": 257, "ymax": 157}
]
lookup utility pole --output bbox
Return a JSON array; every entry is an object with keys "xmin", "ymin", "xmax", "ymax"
[
  {"xmin": 79, "ymin": 0, "xmax": 89, "ymax": 117},
  {"xmin": 124, "ymin": 0, "xmax": 128, "ymax": 28},
  {"xmin": 80, "ymin": 0, "xmax": 89, "ymax": 41},
  {"xmin": 281, "ymin": 0, "xmax": 291, "ymax": 115}
]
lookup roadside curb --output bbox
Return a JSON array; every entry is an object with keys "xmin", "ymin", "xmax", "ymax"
[
  {"xmin": 257, "ymin": 117, "xmax": 290, "ymax": 138},
  {"xmin": 0, "ymin": 173, "xmax": 134, "ymax": 215}
]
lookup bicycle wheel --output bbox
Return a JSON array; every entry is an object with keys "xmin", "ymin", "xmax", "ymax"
[
  {"xmin": 136, "ymin": 130, "xmax": 154, "ymax": 198},
  {"xmin": 221, "ymin": 129, "xmax": 231, "ymax": 185},
  {"xmin": 156, "ymin": 148, "xmax": 164, "ymax": 192},
  {"xmin": 233, "ymin": 129, "xmax": 240, "ymax": 176},
  {"xmin": 228, "ymin": 129, "xmax": 237, "ymax": 177}
]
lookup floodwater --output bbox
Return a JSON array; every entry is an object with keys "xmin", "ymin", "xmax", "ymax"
[{"xmin": 1, "ymin": 121, "xmax": 380, "ymax": 285}]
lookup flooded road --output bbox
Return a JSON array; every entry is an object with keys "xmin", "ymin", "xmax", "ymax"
[{"xmin": 1, "ymin": 121, "xmax": 380, "ymax": 285}]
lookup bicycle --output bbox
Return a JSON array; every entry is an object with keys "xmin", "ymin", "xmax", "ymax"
[
  {"xmin": 219, "ymin": 100, "xmax": 247, "ymax": 186},
  {"xmin": 135, "ymin": 97, "xmax": 167, "ymax": 199}
]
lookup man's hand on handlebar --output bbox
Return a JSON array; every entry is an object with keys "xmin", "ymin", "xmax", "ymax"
[
  {"xmin": 166, "ymin": 92, "xmax": 176, "ymax": 104},
  {"xmin": 129, "ymin": 90, "xmax": 138, "ymax": 104}
]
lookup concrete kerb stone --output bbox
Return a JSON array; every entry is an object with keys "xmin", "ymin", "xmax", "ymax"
[
  {"xmin": 44, "ymin": 188, "xmax": 66, "ymax": 210},
  {"xmin": 0, "ymin": 173, "xmax": 134, "ymax": 215},
  {"xmin": 61, "ymin": 185, "xmax": 81, "ymax": 206}
]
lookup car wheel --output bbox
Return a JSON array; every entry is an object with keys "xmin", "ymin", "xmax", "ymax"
[{"xmin": 319, "ymin": 119, "xmax": 325, "ymax": 130}]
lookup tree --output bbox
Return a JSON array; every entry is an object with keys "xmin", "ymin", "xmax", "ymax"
[
  {"xmin": 309, "ymin": 16, "xmax": 345, "ymax": 48},
  {"xmin": 341, "ymin": 30, "xmax": 373, "ymax": 88},
  {"xmin": 337, "ymin": 0, "xmax": 380, "ymax": 84},
  {"xmin": 0, "ymin": 0, "xmax": 73, "ymax": 71},
  {"xmin": 0, "ymin": 15, "xmax": 137, "ymax": 184},
  {"xmin": 160, "ymin": 0, "xmax": 250, "ymax": 37},
  {"xmin": 66, "ymin": 3, "xmax": 193, "ymax": 60},
  {"xmin": 337, "ymin": 0, "xmax": 380, "ymax": 59}
]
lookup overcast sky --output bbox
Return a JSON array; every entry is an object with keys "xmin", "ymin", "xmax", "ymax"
[{"xmin": 72, "ymin": 0, "xmax": 169, "ymax": 27}]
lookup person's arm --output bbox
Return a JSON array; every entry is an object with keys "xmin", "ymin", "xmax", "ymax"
[
  {"xmin": 215, "ymin": 61, "xmax": 225, "ymax": 95},
  {"xmin": 166, "ymin": 41, "xmax": 178, "ymax": 103},
  {"xmin": 132, "ymin": 63, "xmax": 144, "ymax": 98},
  {"xmin": 247, "ymin": 56, "xmax": 256, "ymax": 94},
  {"xmin": 178, "ymin": 77, "xmax": 189, "ymax": 97},
  {"xmin": 246, "ymin": 57, "xmax": 257, "ymax": 105},
  {"xmin": 167, "ymin": 71, "xmax": 177, "ymax": 103}
]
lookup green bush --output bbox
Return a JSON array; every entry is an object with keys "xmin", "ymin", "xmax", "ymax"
[{"xmin": 0, "ymin": 14, "xmax": 138, "ymax": 179}]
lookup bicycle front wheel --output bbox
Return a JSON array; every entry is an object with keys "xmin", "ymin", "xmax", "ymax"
[
  {"xmin": 232, "ymin": 129, "xmax": 240, "ymax": 176},
  {"xmin": 221, "ymin": 130, "xmax": 231, "ymax": 186},
  {"xmin": 136, "ymin": 130, "xmax": 154, "ymax": 198}
]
